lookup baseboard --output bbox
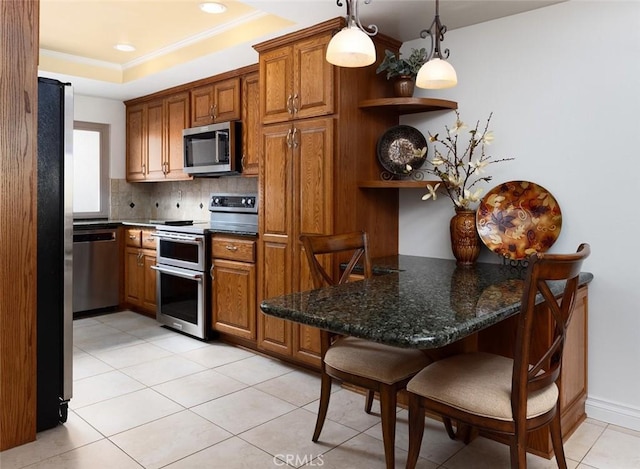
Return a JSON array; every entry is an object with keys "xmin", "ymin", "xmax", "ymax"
[{"xmin": 586, "ymin": 396, "xmax": 640, "ymax": 431}]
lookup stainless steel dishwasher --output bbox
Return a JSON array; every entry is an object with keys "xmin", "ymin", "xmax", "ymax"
[{"xmin": 72, "ymin": 228, "xmax": 120, "ymax": 313}]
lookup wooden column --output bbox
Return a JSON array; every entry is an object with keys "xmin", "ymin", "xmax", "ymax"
[{"xmin": 0, "ymin": 0, "xmax": 39, "ymax": 450}]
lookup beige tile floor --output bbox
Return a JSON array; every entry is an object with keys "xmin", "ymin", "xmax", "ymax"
[{"xmin": 2, "ymin": 310, "xmax": 639, "ymax": 468}]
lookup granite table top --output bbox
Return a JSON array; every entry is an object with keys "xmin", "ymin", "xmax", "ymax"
[{"xmin": 259, "ymin": 255, "xmax": 594, "ymax": 349}]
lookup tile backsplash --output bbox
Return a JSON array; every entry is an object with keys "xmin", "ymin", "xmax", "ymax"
[{"xmin": 110, "ymin": 177, "xmax": 258, "ymax": 221}]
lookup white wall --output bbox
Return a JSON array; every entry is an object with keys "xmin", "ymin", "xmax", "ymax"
[
  {"xmin": 73, "ymin": 95, "xmax": 126, "ymax": 178},
  {"xmin": 399, "ymin": 0, "xmax": 640, "ymax": 429}
]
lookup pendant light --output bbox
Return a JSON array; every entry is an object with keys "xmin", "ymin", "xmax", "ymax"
[
  {"xmin": 326, "ymin": 0, "xmax": 378, "ymax": 68},
  {"xmin": 416, "ymin": 0, "xmax": 457, "ymax": 89}
]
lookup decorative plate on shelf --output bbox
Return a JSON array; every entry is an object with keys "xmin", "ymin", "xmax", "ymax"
[
  {"xmin": 376, "ymin": 125, "xmax": 428, "ymax": 176},
  {"xmin": 476, "ymin": 180, "xmax": 562, "ymax": 260}
]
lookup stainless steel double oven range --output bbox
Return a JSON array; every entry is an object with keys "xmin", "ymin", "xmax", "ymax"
[{"xmin": 153, "ymin": 193, "xmax": 258, "ymax": 340}]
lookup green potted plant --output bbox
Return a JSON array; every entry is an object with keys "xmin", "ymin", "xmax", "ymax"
[{"xmin": 376, "ymin": 48, "xmax": 428, "ymax": 97}]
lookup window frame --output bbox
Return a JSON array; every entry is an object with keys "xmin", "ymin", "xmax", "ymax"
[{"xmin": 72, "ymin": 121, "xmax": 110, "ymax": 219}]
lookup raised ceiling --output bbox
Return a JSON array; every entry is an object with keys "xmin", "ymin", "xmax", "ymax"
[{"xmin": 39, "ymin": 0, "xmax": 565, "ymax": 100}]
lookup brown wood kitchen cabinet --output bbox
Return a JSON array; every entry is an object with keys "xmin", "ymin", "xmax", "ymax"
[
  {"xmin": 124, "ymin": 228, "xmax": 157, "ymax": 316},
  {"xmin": 240, "ymin": 71, "xmax": 260, "ymax": 176},
  {"xmin": 210, "ymin": 235, "xmax": 257, "ymax": 340},
  {"xmin": 125, "ymin": 92, "xmax": 191, "ymax": 182},
  {"xmin": 258, "ymin": 117, "xmax": 333, "ymax": 365},
  {"xmin": 259, "ymin": 33, "xmax": 334, "ymax": 125},
  {"xmin": 254, "ymin": 18, "xmax": 403, "ymax": 369},
  {"xmin": 190, "ymin": 77, "xmax": 241, "ymax": 126}
]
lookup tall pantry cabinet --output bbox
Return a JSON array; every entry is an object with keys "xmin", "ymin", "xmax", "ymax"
[{"xmin": 254, "ymin": 18, "xmax": 402, "ymax": 367}]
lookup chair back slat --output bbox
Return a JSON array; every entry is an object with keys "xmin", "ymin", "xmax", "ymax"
[
  {"xmin": 511, "ymin": 243, "xmax": 590, "ymax": 422},
  {"xmin": 300, "ymin": 231, "xmax": 372, "ymax": 289},
  {"xmin": 300, "ymin": 232, "xmax": 373, "ymax": 357}
]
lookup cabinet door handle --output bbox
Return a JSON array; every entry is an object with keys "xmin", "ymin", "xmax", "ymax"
[
  {"xmin": 287, "ymin": 94, "xmax": 293, "ymax": 115},
  {"xmin": 129, "ymin": 235, "xmax": 138, "ymax": 240},
  {"xmin": 137, "ymin": 251, "xmax": 143, "ymax": 266},
  {"xmin": 225, "ymin": 245, "xmax": 238, "ymax": 251},
  {"xmin": 292, "ymin": 93, "xmax": 299, "ymax": 114},
  {"xmin": 286, "ymin": 128, "xmax": 293, "ymax": 148},
  {"xmin": 241, "ymin": 154, "xmax": 246, "ymax": 169},
  {"xmin": 211, "ymin": 104, "xmax": 217, "ymax": 120},
  {"xmin": 142, "ymin": 163, "xmax": 147, "ymax": 175},
  {"xmin": 292, "ymin": 127, "xmax": 299, "ymax": 149},
  {"xmin": 210, "ymin": 264, "xmax": 215, "ymax": 280}
]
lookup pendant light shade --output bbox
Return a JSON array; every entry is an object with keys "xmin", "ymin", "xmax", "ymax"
[
  {"xmin": 326, "ymin": 23, "xmax": 376, "ymax": 67},
  {"xmin": 416, "ymin": 0, "xmax": 457, "ymax": 89},
  {"xmin": 416, "ymin": 58, "xmax": 457, "ymax": 89},
  {"xmin": 326, "ymin": 0, "xmax": 378, "ymax": 68}
]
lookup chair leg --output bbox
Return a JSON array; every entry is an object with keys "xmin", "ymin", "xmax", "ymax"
[
  {"xmin": 312, "ymin": 372, "xmax": 333, "ymax": 442},
  {"xmin": 443, "ymin": 417, "xmax": 456, "ymax": 440},
  {"xmin": 406, "ymin": 393, "xmax": 425, "ymax": 469},
  {"xmin": 509, "ymin": 426, "xmax": 528, "ymax": 468},
  {"xmin": 365, "ymin": 389, "xmax": 375, "ymax": 414},
  {"xmin": 379, "ymin": 384, "xmax": 397, "ymax": 469},
  {"xmin": 549, "ymin": 405, "xmax": 568, "ymax": 469}
]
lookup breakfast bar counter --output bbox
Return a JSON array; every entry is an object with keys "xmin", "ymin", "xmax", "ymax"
[
  {"xmin": 260, "ymin": 255, "xmax": 593, "ymax": 350},
  {"xmin": 260, "ymin": 255, "xmax": 594, "ymax": 458}
]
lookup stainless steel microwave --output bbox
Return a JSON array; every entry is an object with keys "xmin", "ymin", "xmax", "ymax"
[{"xmin": 183, "ymin": 121, "xmax": 242, "ymax": 176}]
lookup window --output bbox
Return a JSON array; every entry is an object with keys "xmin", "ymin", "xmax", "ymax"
[{"xmin": 73, "ymin": 121, "xmax": 109, "ymax": 218}]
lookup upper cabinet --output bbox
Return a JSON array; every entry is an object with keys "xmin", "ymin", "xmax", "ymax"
[
  {"xmin": 125, "ymin": 92, "xmax": 192, "ymax": 182},
  {"xmin": 259, "ymin": 33, "xmax": 334, "ymax": 125},
  {"xmin": 125, "ymin": 65, "xmax": 257, "ymax": 182},
  {"xmin": 190, "ymin": 77, "xmax": 241, "ymax": 126},
  {"xmin": 241, "ymin": 71, "xmax": 260, "ymax": 176}
]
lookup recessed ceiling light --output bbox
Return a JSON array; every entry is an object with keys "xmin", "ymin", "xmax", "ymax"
[
  {"xmin": 200, "ymin": 2, "xmax": 227, "ymax": 14},
  {"xmin": 114, "ymin": 43, "xmax": 136, "ymax": 52}
]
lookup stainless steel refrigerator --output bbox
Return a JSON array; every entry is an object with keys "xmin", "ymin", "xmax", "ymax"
[{"xmin": 37, "ymin": 77, "xmax": 73, "ymax": 431}]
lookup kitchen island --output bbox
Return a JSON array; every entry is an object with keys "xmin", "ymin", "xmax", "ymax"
[{"xmin": 260, "ymin": 255, "xmax": 594, "ymax": 458}]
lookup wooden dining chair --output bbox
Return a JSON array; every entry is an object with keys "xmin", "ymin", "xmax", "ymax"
[
  {"xmin": 300, "ymin": 231, "xmax": 432, "ymax": 469},
  {"xmin": 405, "ymin": 243, "xmax": 591, "ymax": 469}
]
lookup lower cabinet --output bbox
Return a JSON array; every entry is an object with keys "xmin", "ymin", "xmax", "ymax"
[
  {"xmin": 210, "ymin": 235, "xmax": 257, "ymax": 340},
  {"xmin": 124, "ymin": 228, "xmax": 157, "ymax": 317}
]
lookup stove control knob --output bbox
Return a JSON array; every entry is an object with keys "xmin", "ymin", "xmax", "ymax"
[
  {"xmin": 246, "ymin": 198, "xmax": 254, "ymax": 206},
  {"xmin": 241, "ymin": 198, "xmax": 247, "ymax": 205},
  {"xmin": 213, "ymin": 197, "xmax": 221, "ymax": 205}
]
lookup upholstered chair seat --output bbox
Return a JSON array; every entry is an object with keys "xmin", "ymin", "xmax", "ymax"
[
  {"xmin": 407, "ymin": 352, "xmax": 558, "ymax": 421},
  {"xmin": 325, "ymin": 337, "xmax": 431, "ymax": 385}
]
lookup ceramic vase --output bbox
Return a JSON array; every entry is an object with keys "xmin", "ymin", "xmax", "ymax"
[
  {"xmin": 393, "ymin": 76, "xmax": 415, "ymax": 97},
  {"xmin": 450, "ymin": 208, "xmax": 481, "ymax": 266}
]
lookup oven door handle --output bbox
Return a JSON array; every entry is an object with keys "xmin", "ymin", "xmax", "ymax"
[
  {"xmin": 152, "ymin": 232, "xmax": 202, "ymax": 243},
  {"xmin": 151, "ymin": 265, "xmax": 203, "ymax": 280}
]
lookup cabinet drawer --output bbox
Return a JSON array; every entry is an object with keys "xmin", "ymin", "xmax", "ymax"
[
  {"xmin": 141, "ymin": 229, "xmax": 156, "ymax": 250},
  {"xmin": 125, "ymin": 229, "xmax": 142, "ymax": 248},
  {"xmin": 212, "ymin": 236, "xmax": 256, "ymax": 262}
]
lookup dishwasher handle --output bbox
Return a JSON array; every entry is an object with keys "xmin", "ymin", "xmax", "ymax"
[{"xmin": 73, "ymin": 231, "xmax": 117, "ymax": 243}]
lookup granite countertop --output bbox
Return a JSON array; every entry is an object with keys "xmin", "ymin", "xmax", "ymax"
[
  {"xmin": 73, "ymin": 219, "xmax": 257, "ymax": 236},
  {"xmin": 72, "ymin": 219, "xmax": 123, "ymax": 230},
  {"xmin": 260, "ymin": 255, "xmax": 594, "ymax": 349},
  {"xmin": 73, "ymin": 219, "xmax": 158, "ymax": 229}
]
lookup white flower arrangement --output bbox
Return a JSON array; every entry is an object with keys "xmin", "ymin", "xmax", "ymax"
[{"xmin": 421, "ymin": 111, "xmax": 514, "ymax": 209}]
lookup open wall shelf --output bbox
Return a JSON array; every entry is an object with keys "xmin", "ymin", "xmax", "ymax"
[
  {"xmin": 359, "ymin": 97, "xmax": 458, "ymax": 115},
  {"xmin": 358, "ymin": 97, "xmax": 457, "ymax": 188},
  {"xmin": 358, "ymin": 180, "xmax": 439, "ymax": 189}
]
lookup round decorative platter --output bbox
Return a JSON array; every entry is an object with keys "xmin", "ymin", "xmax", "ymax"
[
  {"xmin": 476, "ymin": 180, "xmax": 562, "ymax": 260},
  {"xmin": 376, "ymin": 125, "xmax": 428, "ymax": 176}
]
